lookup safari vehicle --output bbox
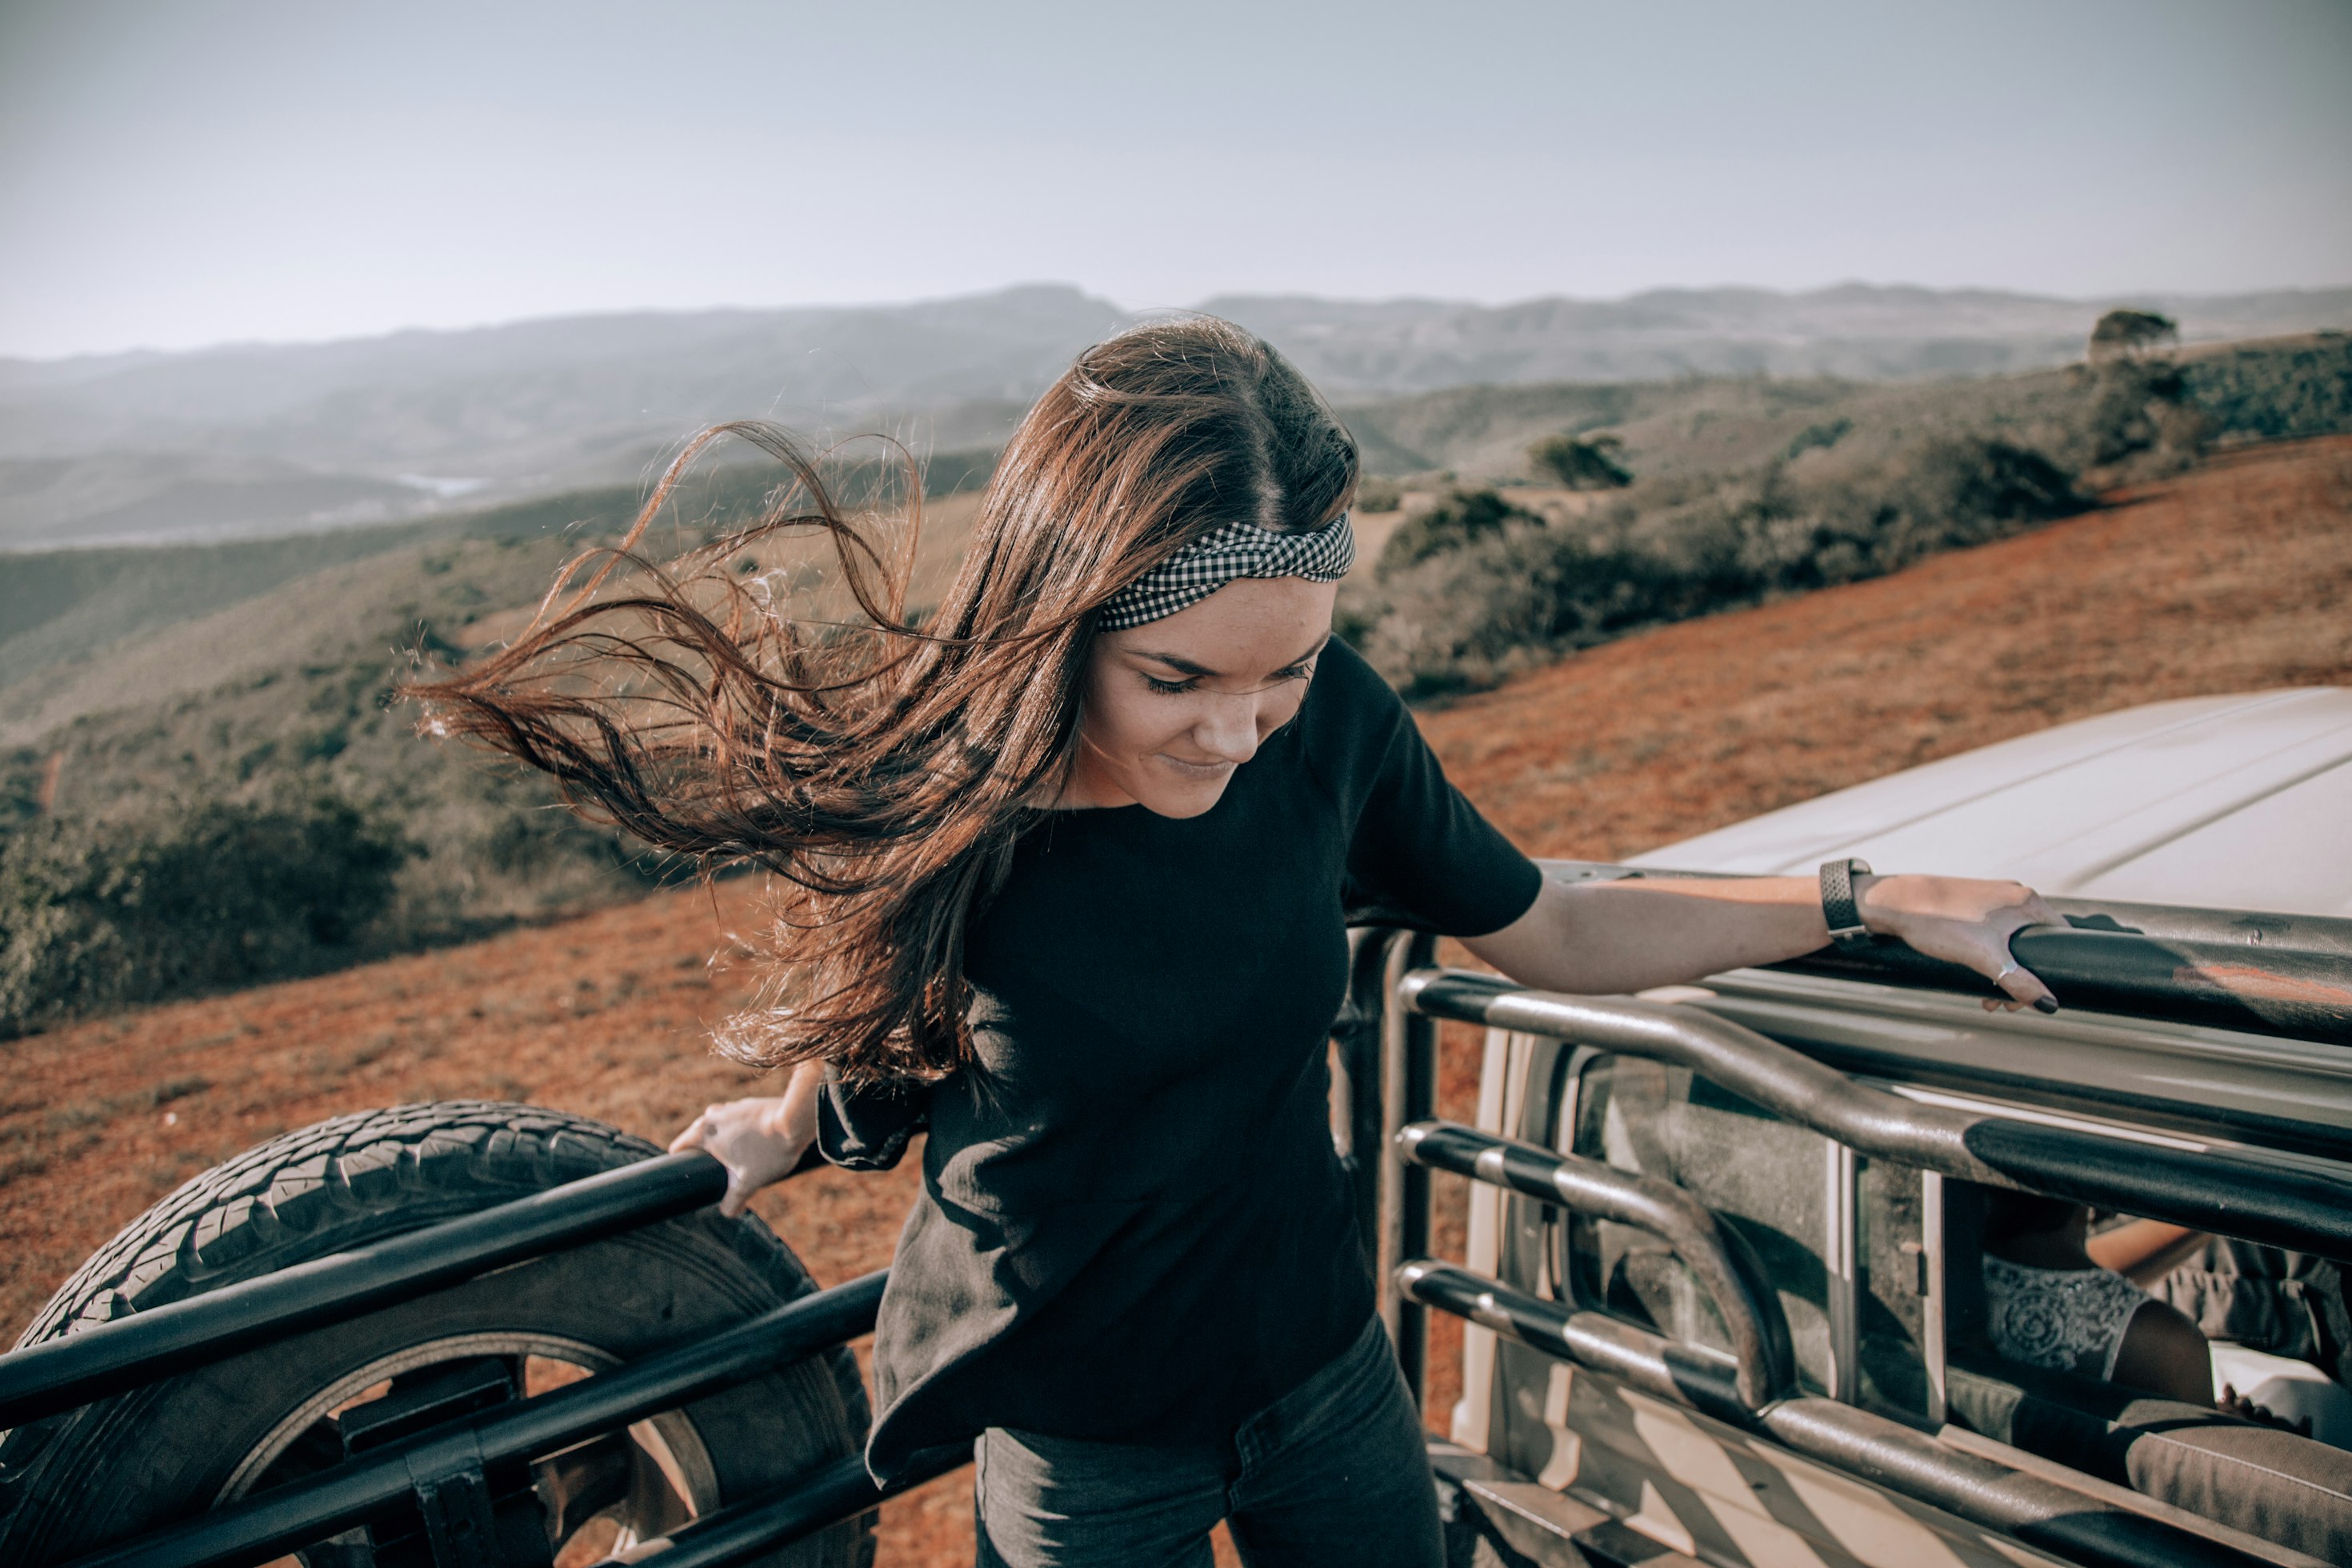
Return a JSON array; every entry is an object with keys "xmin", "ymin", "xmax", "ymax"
[{"xmin": 0, "ymin": 688, "xmax": 2347, "ymax": 1567}]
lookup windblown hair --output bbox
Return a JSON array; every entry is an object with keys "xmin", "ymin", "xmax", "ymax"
[{"xmin": 409, "ymin": 316, "xmax": 1358, "ymax": 1085}]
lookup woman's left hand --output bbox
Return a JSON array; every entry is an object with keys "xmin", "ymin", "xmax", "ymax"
[{"xmin": 1857, "ymin": 874, "xmax": 2063, "ymax": 1013}]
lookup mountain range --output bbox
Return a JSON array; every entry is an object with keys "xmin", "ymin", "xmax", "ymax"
[{"xmin": 4, "ymin": 281, "xmax": 2346, "ymax": 550}]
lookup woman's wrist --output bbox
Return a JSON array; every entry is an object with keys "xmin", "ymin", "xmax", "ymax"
[
  {"xmin": 1853, "ymin": 872, "xmax": 1895, "ymax": 935},
  {"xmin": 753, "ymin": 1095, "xmax": 794, "ymax": 1141},
  {"xmin": 763, "ymin": 1062, "xmax": 826, "ymax": 1146}
]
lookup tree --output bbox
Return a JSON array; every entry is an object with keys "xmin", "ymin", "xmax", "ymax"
[
  {"xmin": 1530, "ymin": 431, "xmax": 1633, "ymax": 490},
  {"xmin": 2088, "ymin": 309, "xmax": 2178, "ymax": 365}
]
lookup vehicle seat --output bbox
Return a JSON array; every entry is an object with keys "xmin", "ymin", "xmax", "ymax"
[
  {"xmin": 1942, "ymin": 1183, "xmax": 2352, "ymax": 1560},
  {"xmin": 1946, "ymin": 1353, "xmax": 2352, "ymax": 1562}
]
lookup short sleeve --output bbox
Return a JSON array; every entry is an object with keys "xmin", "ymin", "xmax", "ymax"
[
  {"xmin": 1342, "ymin": 680, "xmax": 1542, "ymax": 938},
  {"xmin": 816, "ymin": 1066, "xmax": 930, "ymax": 1171}
]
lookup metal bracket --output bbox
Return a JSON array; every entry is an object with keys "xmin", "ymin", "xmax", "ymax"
[{"xmin": 402, "ymin": 1430, "xmax": 502, "ymax": 1568}]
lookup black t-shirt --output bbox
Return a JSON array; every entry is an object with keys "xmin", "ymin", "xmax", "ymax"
[{"xmin": 818, "ymin": 637, "xmax": 1540, "ymax": 1481}]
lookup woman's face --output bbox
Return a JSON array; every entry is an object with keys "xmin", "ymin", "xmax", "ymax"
[{"xmin": 1062, "ymin": 574, "xmax": 1338, "ymax": 818}]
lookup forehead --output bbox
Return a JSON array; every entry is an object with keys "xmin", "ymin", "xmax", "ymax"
[{"xmin": 1103, "ymin": 576, "xmax": 1337, "ymax": 668}]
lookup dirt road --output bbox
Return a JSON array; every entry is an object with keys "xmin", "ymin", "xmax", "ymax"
[{"xmin": 4, "ymin": 435, "xmax": 2347, "ymax": 1564}]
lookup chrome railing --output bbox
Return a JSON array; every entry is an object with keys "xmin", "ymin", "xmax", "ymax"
[
  {"xmin": 1362, "ymin": 897, "xmax": 2350, "ymax": 1568},
  {"xmin": 9, "ymin": 867, "xmax": 2345, "ymax": 1567}
]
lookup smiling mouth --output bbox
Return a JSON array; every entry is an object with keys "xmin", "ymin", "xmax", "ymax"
[{"xmin": 1155, "ymin": 754, "xmax": 1236, "ymax": 779}]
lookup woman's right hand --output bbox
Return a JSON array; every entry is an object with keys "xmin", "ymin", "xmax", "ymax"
[{"xmin": 669, "ymin": 1062, "xmax": 826, "ymax": 1217}]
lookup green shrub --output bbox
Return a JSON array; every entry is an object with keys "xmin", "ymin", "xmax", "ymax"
[
  {"xmin": 2078, "ymin": 360, "xmax": 2206, "ymax": 474},
  {"xmin": 2178, "ymin": 337, "xmax": 2352, "ymax": 446},
  {"xmin": 1530, "ymin": 432, "xmax": 1633, "ymax": 490},
  {"xmin": 0, "ymin": 794, "xmax": 414, "ymax": 1035},
  {"xmin": 1783, "ymin": 418, "xmax": 1853, "ymax": 461},
  {"xmin": 1359, "ymin": 435, "xmax": 2087, "ymax": 696},
  {"xmin": 1377, "ymin": 490, "xmax": 1538, "ymax": 578}
]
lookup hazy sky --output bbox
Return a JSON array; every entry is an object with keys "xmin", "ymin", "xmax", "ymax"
[{"xmin": 3, "ymin": 0, "xmax": 2348, "ymax": 360}]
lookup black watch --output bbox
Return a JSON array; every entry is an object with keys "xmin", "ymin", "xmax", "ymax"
[{"xmin": 1819, "ymin": 858, "xmax": 1874, "ymax": 947}]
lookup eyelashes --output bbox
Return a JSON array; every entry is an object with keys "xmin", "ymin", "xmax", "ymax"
[{"xmin": 1143, "ymin": 665, "xmax": 1315, "ymax": 696}]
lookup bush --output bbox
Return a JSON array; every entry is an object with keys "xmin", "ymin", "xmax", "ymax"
[
  {"xmin": 2078, "ymin": 360, "xmax": 2208, "ymax": 476},
  {"xmin": 1530, "ymin": 432, "xmax": 1633, "ymax": 490},
  {"xmin": 2178, "ymin": 337, "xmax": 2352, "ymax": 446},
  {"xmin": 1358, "ymin": 436, "xmax": 2088, "ymax": 696},
  {"xmin": 0, "ymin": 794, "xmax": 414, "ymax": 1035},
  {"xmin": 1377, "ymin": 489, "xmax": 1538, "ymax": 577}
]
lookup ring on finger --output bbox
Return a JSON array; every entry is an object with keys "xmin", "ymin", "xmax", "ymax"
[{"xmin": 1994, "ymin": 962, "xmax": 2022, "ymax": 984}]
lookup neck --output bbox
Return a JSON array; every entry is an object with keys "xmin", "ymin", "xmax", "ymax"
[{"xmin": 1049, "ymin": 746, "xmax": 1133, "ymax": 811}]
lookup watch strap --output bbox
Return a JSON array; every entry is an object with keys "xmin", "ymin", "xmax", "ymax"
[{"xmin": 1819, "ymin": 858, "xmax": 1874, "ymax": 945}]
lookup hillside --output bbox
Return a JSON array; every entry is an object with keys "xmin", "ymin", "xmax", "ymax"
[
  {"xmin": 3, "ymin": 434, "xmax": 2345, "ymax": 1565},
  {"xmin": 0, "ymin": 446, "xmax": 998, "ymax": 691},
  {"xmin": 1341, "ymin": 329, "xmax": 2352, "ymax": 482},
  {"xmin": 11, "ymin": 332, "xmax": 2346, "ymax": 694},
  {"xmin": 4, "ymin": 338, "xmax": 2347, "ymax": 1040},
  {"xmin": 6, "ymin": 282, "xmax": 2346, "ymax": 550}
]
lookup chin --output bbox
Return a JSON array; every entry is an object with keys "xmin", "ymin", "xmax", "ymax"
[
  {"xmin": 1136, "ymin": 771, "xmax": 1234, "ymax": 819},
  {"xmin": 1142, "ymin": 795, "xmax": 1222, "ymax": 820}
]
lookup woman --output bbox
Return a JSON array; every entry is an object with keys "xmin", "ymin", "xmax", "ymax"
[
  {"xmin": 417, "ymin": 317, "xmax": 2062, "ymax": 1567},
  {"xmin": 1982, "ymin": 1191, "xmax": 2215, "ymax": 1404}
]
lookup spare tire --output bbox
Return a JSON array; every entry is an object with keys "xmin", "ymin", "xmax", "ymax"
[{"xmin": 0, "ymin": 1101, "xmax": 875, "ymax": 1566}]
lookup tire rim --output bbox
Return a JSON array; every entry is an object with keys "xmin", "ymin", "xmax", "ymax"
[{"xmin": 216, "ymin": 1330, "xmax": 721, "ymax": 1558}]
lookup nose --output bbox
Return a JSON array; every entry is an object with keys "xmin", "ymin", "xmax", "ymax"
[{"xmin": 1191, "ymin": 690, "xmax": 1263, "ymax": 765}]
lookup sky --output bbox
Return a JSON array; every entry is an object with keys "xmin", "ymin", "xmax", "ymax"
[{"xmin": 2, "ymin": 0, "xmax": 2348, "ymax": 361}]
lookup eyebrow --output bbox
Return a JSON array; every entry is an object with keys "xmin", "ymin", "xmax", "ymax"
[{"xmin": 1130, "ymin": 633, "xmax": 1330, "ymax": 680}]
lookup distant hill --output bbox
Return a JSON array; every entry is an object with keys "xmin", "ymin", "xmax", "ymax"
[
  {"xmin": 0, "ymin": 446, "xmax": 998, "ymax": 690},
  {"xmin": 1206, "ymin": 285, "xmax": 2352, "ymax": 394},
  {"xmin": 5, "ymin": 281, "xmax": 2346, "ymax": 551}
]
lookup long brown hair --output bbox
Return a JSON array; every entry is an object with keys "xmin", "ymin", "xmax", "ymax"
[{"xmin": 410, "ymin": 315, "xmax": 1358, "ymax": 1085}]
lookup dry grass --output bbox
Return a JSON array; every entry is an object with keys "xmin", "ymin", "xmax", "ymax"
[{"xmin": 3, "ymin": 437, "xmax": 2347, "ymax": 1565}]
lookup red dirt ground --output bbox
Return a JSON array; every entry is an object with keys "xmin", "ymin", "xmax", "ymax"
[{"xmin": 4, "ymin": 436, "xmax": 2348, "ymax": 1565}]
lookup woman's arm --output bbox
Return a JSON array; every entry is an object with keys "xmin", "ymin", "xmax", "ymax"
[
  {"xmin": 668, "ymin": 1058, "xmax": 826, "ymax": 1218},
  {"xmin": 1463, "ymin": 870, "xmax": 2063, "ymax": 1012},
  {"xmin": 2086, "ymin": 1219, "xmax": 2210, "ymax": 1289}
]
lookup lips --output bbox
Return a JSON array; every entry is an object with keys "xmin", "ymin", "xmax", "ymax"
[{"xmin": 1155, "ymin": 754, "xmax": 1237, "ymax": 778}]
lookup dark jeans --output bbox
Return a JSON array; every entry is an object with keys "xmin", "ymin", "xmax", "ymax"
[{"xmin": 973, "ymin": 1315, "xmax": 1444, "ymax": 1567}]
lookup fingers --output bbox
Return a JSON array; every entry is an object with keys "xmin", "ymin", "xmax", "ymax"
[
  {"xmin": 1992, "ymin": 958, "xmax": 2059, "ymax": 1014},
  {"xmin": 667, "ymin": 1103, "xmax": 720, "ymax": 1154},
  {"xmin": 1995, "ymin": 889, "xmax": 2060, "ymax": 1014}
]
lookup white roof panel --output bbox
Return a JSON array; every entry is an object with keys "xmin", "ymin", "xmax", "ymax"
[{"xmin": 1628, "ymin": 687, "xmax": 2352, "ymax": 917}]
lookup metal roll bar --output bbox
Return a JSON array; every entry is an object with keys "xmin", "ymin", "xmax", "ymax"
[
  {"xmin": 0, "ymin": 1151, "xmax": 729, "ymax": 1433},
  {"xmin": 67, "ymin": 1271, "xmax": 887, "ymax": 1568},
  {"xmin": 1401, "ymin": 968, "xmax": 2352, "ymax": 1257},
  {"xmin": 1398, "ymin": 1262, "xmax": 2282, "ymax": 1568},
  {"xmin": 1372, "ymin": 930, "xmax": 1439, "ymax": 1404},
  {"xmin": 586, "ymin": 1450, "xmax": 961, "ymax": 1568},
  {"xmin": 10, "ymin": 872, "xmax": 2343, "ymax": 1566},
  {"xmin": 1396, "ymin": 1121, "xmax": 1793, "ymax": 1407},
  {"xmin": 1543, "ymin": 860, "xmax": 2352, "ymax": 1047}
]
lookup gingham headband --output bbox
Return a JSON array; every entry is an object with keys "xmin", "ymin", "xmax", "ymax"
[{"xmin": 1099, "ymin": 511, "xmax": 1356, "ymax": 630}]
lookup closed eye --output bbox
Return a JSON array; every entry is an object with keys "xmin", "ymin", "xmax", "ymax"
[{"xmin": 1146, "ymin": 662, "xmax": 1315, "ymax": 695}]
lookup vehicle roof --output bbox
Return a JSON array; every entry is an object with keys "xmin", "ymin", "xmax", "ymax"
[{"xmin": 1628, "ymin": 687, "xmax": 2352, "ymax": 918}]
